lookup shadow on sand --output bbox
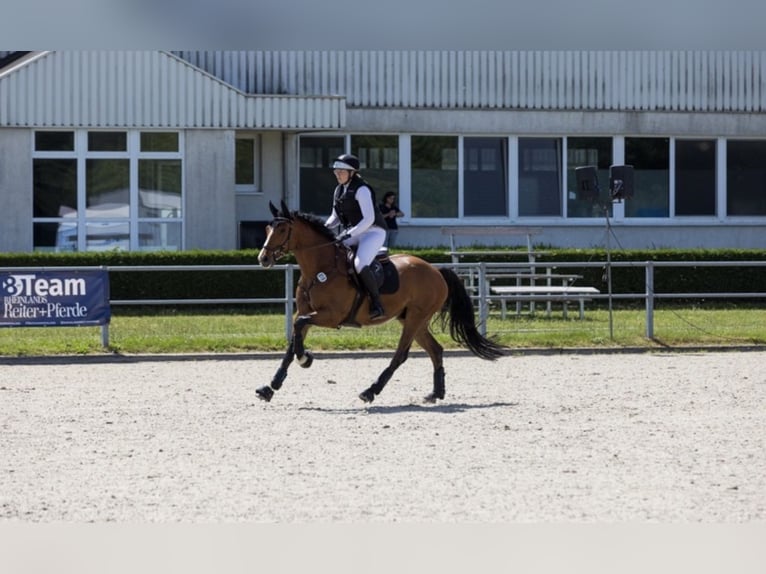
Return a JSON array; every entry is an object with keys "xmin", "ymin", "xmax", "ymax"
[{"xmin": 298, "ymin": 401, "xmax": 519, "ymax": 415}]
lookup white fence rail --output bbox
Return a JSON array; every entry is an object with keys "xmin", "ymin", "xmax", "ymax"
[{"xmin": 3, "ymin": 261, "xmax": 766, "ymax": 346}]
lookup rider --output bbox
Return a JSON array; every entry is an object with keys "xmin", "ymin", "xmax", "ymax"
[{"xmin": 324, "ymin": 153, "xmax": 388, "ymax": 321}]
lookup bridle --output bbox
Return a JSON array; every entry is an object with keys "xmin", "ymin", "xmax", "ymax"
[
  {"xmin": 262, "ymin": 217, "xmax": 341, "ymax": 260},
  {"xmin": 261, "ymin": 217, "xmax": 292, "ymax": 260}
]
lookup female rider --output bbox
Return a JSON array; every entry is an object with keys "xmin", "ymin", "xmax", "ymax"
[{"xmin": 324, "ymin": 153, "xmax": 388, "ymax": 320}]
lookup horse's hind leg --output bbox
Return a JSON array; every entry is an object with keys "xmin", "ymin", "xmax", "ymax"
[
  {"xmin": 414, "ymin": 328, "xmax": 445, "ymax": 403},
  {"xmin": 358, "ymin": 319, "xmax": 416, "ymax": 403},
  {"xmin": 256, "ymin": 315, "xmax": 313, "ymax": 402}
]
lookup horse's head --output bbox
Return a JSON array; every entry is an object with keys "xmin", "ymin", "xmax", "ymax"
[
  {"xmin": 258, "ymin": 201, "xmax": 294, "ymax": 268},
  {"xmin": 258, "ymin": 200, "xmax": 340, "ymax": 268}
]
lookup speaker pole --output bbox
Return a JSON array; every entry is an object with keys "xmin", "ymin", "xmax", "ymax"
[{"xmin": 604, "ymin": 204, "xmax": 614, "ymax": 340}]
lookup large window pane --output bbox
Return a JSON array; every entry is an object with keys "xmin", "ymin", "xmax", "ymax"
[
  {"xmin": 464, "ymin": 137, "xmax": 507, "ymax": 216},
  {"xmin": 352, "ymin": 135, "xmax": 399, "ymax": 199},
  {"xmin": 411, "ymin": 136, "xmax": 458, "ymax": 218},
  {"xmin": 299, "ymin": 136, "xmax": 345, "ymax": 215},
  {"xmin": 676, "ymin": 139, "xmax": 716, "ymax": 216},
  {"xmin": 86, "ymin": 159, "xmax": 130, "ymax": 216},
  {"xmin": 33, "ymin": 159, "xmax": 77, "ymax": 218},
  {"xmin": 567, "ymin": 137, "xmax": 612, "ymax": 218},
  {"xmin": 727, "ymin": 140, "xmax": 766, "ymax": 216},
  {"xmin": 139, "ymin": 159, "xmax": 182, "ymax": 217},
  {"xmin": 518, "ymin": 138, "xmax": 562, "ymax": 216},
  {"xmin": 624, "ymin": 137, "xmax": 669, "ymax": 217}
]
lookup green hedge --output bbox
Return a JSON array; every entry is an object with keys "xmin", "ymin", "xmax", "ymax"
[
  {"xmin": 0, "ymin": 250, "xmax": 284, "ymax": 300},
  {"xmin": 1, "ymin": 247, "xmax": 765, "ymax": 302}
]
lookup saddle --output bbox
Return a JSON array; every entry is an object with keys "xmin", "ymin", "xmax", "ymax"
[{"xmin": 346, "ymin": 248, "xmax": 400, "ymax": 294}]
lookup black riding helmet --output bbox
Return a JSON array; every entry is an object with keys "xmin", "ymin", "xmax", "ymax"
[{"xmin": 332, "ymin": 153, "xmax": 360, "ymax": 171}]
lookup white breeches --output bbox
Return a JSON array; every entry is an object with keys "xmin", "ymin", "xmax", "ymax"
[{"xmin": 343, "ymin": 226, "xmax": 386, "ymax": 273}]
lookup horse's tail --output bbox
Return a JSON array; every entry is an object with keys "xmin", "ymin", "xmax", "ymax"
[{"xmin": 438, "ymin": 268, "xmax": 506, "ymax": 360}]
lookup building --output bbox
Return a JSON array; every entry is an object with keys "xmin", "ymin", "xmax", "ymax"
[{"xmin": 1, "ymin": 50, "xmax": 765, "ymax": 253}]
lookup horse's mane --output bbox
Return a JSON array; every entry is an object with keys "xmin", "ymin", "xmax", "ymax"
[{"xmin": 293, "ymin": 211, "xmax": 337, "ymax": 242}]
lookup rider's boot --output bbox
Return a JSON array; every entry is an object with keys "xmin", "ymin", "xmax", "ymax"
[{"xmin": 358, "ymin": 266, "xmax": 386, "ymax": 321}]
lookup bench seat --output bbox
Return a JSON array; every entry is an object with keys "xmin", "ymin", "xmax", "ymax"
[{"xmin": 490, "ymin": 286, "xmax": 600, "ymax": 319}]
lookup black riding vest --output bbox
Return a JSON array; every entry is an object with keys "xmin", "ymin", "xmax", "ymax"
[{"xmin": 333, "ymin": 176, "xmax": 388, "ymax": 230}]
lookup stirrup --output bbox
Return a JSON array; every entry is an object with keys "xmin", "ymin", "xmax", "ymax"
[{"xmin": 369, "ymin": 303, "xmax": 386, "ymax": 320}]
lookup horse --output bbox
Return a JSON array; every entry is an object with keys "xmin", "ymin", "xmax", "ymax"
[{"xmin": 256, "ymin": 200, "xmax": 506, "ymax": 404}]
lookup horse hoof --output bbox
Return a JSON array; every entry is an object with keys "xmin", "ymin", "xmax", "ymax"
[
  {"xmin": 256, "ymin": 386, "xmax": 274, "ymax": 402},
  {"xmin": 424, "ymin": 392, "xmax": 444, "ymax": 403},
  {"xmin": 359, "ymin": 389, "xmax": 375, "ymax": 403},
  {"xmin": 297, "ymin": 351, "xmax": 313, "ymax": 369}
]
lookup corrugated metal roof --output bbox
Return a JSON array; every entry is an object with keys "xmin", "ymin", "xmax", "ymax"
[
  {"xmin": 176, "ymin": 50, "xmax": 766, "ymax": 113},
  {"xmin": 0, "ymin": 51, "xmax": 345, "ymax": 129}
]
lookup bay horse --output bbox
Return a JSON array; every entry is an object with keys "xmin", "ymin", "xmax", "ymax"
[{"xmin": 256, "ymin": 200, "xmax": 505, "ymax": 404}]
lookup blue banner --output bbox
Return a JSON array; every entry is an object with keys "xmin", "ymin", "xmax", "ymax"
[{"xmin": 0, "ymin": 269, "xmax": 111, "ymax": 327}]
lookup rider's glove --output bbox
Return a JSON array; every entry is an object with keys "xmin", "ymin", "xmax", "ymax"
[{"xmin": 335, "ymin": 233, "xmax": 351, "ymax": 244}]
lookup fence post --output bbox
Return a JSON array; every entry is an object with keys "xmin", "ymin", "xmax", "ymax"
[
  {"xmin": 285, "ymin": 265, "xmax": 294, "ymax": 341},
  {"xmin": 101, "ymin": 265, "xmax": 110, "ymax": 349},
  {"xmin": 477, "ymin": 262, "xmax": 488, "ymax": 336},
  {"xmin": 645, "ymin": 261, "xmax": 654, "ymax": 339}
]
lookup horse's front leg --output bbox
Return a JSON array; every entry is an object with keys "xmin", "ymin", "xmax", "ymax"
[
  {"xmin": 256, "ymin": 315, "xmax": 313, "ymax": 402},
  {"xmin": 292, "ymin": 314, "xmax": 315, "ymax": 368}
]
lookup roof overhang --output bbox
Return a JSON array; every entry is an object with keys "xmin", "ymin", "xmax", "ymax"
[{"xmin": 0, "ymin": 51, "xmax": 345, "ymax": 130}]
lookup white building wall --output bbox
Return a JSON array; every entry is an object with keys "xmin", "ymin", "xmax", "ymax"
[
  {"xmin": 184, "ymin": 130, "xmax": 237, "ymax": 250},
  {"xmin": 0, "ymin": 129, "xmax": 33, "ymax": 252},
  {"xmin": 345, "ymin": 107, "xmax": 766, "ymax": 137}
]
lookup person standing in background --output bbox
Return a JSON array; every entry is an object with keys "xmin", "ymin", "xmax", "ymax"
[{"xmin": 379, "ymin": 192, "xmax": 404, "ymax": 247}]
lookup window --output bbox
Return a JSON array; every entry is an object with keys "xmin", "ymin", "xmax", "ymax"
[
  {"xmin": 463, "ymin": 137, "xmax": 507, "ymax": 216},
  {"xmin": 35, "ymin": 131, "xmax": 74, "ymax": 151},
  {"xmin": 411, "ymin": 136, "xmax": 458, "ymax": 218},
  {"xmin": 32, "ymin": 130, "xmax": 183, "ymax": 252},
  {"xmin": 140, "ymin": 132, "xmax": 179, "ymax": 152},
  {"xmin": 518, "ymin": 138, "xmax": 562, "ymax": 217},
  {"xmin": 674, "ymin": 139, "xmax": 717, "ymax": 216},
  {"xmin": 299, "ymin": 136, "xmax": 344, "ymax": 215},
  {"xmin": 235, "ymin": 135, "xmax": 261, "ymax": 192},
  {"xmin": 727, "ymin": 140, "xmax": 766, "ymax": 216},
  {"xmin": 625, "ymin": 137, "xmax": 669, "ymax": 218},
  {"xmin": 352, "ymin": 135, "xmax": 399, "ymax": 199},
  {"xmin": 33, "ymin": 159, "xmax": 77, "ymax": 249},
  {"xmin": 138, "ymin": 159, "xmax": 182, "ymax": 218},
  {"xmin": 567, "ymin": 137, "xmax": 613, "ymax": 218},
  {"xmin": 88, "ymin": 132, "xmax": 127, "ymax": 152},
  {"xmin": 86, "ymin": 159, "xmax": 130, "ymax": 213}
]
